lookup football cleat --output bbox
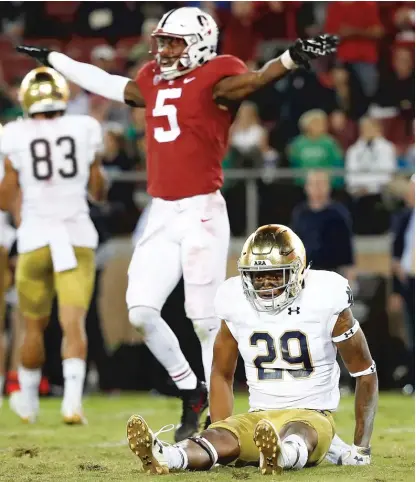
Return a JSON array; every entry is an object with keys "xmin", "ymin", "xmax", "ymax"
[
  {"xmin": 9, "ymin": 391, "xmax": 39, "ymax": 423},
  {"xmin": 61, "ymin": 401, "xmax": 87, "ymax": 425},
  {"xmin": 174, "ymin": 381, "xmax": 208, "ymax": 442},
  {"xmin": 62, "ymin": 412, "xmax": 88, "ymax": 425},
  {"xmin": 254, "ymin": 419, "xmax": 283, "ymax": 475},
  {"xmin": 126, "ymin": 415, "xmax": 171, "ymax": 474}
]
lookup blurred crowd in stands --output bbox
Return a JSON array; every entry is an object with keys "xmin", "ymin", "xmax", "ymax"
[{"xmin": 0, "ymin": 1, "xmax": 414, "ymax": 238}]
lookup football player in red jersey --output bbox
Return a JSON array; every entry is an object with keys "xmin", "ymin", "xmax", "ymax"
[{"xmin": 18, "ymin": 7, "xmax": 338, "ymax": 441}]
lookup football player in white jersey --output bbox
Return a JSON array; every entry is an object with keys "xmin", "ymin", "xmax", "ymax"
[
  {"xmin": 125, "ymin": 224, "xmax": 378, "ymax": 475},
  {"xmin": 0, "ymin": 67, "xmax": 106, "ymax": 423}
]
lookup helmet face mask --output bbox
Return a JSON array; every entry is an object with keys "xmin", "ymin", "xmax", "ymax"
[
  {"xmin": 238, "ymin": 225, "xmax": 307, "ymax": 315},
  {"xmin": 151, "ymin": 7, "xmax": 218, "ymax": 80}
]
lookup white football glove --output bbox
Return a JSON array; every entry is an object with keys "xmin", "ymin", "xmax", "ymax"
[{"xmin": 340, "ymin": 444, "xmax": 371, "ymax": 466}]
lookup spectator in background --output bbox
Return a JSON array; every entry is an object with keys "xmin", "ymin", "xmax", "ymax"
[
  {"xmin": 346, "ymin": 117, "xmax": 396, "ymax": 234},
  {"xmin": 128, "ymin": 18, "xmax": 159, "ymax": 72},
  {"xmin": 74, "ymin": 2, "xmax": 144, "ymax": 40},
  {"xmin": 91, "ymin": 45, "xmax": 120, "ymax": 75},
  {"xmin": 102, "ymin": 125, "xmax": 138, "ymax": 234},
  {"xmin": 291, "ymin": 170, "xmax": 355, "ymax": 284},
  {"xmin": 324, "ymin": 1, "xmax": 384, "ymax": 98},
  {"xmin": 0, "ymin": 78, "xmax": 23, "ymax": 123},
  {"xmin": 212, "ymin": 1, "xmax": 259, "ymax": 63},
  {"xmin": 328, "ymin": 110, "xmax": 358, "ymax": 152},
  {"xmin": 372, "ymin": 47, "xmax": 415, "ymax": 123},
  {"xmin": 328, "ymin": 64, "xmax": 368, "ymax": 120},
  {"xmin": 346, "ymin": 117, "xmax": 396, "ymax": 196},
  {"xmin": 89, "ymin": 45, "xmax": 130, "ymax": 129},
  {"xmin": 230, "ymin": 101, "xmax": 278, "ymax": 178},
  {"xmin": 288, "ymin": 109, "xmax": 343, "ymax": 187},
  {"xmin": 66, "ymin": 81, "xmax": 90, "ymax": 116},
  {"xmin": 391, "ymin": 175, "xmax": 415, "ymax": 394}
]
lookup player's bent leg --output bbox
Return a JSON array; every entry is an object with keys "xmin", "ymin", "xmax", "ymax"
[
  {"xmin": 55, "ymin": 247, "xmax": 95, "ymax": 425},
  {"xmin": 255, "ymin": 409, "xmax": 335, "ymax": 475},
  {"xmin": 127, "ymin": 415, "xmax": 240, "ymax": 474},
  {"xmin": 12, "ymin": 248, "xmax": 54, "ymax": 422}
]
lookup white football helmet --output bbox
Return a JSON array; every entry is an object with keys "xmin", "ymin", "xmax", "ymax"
[{"xmin": 152, "ymin": 7, "xmax": 218, "ymax": 80}]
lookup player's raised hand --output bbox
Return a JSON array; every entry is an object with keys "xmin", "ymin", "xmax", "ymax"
[
  {"xmin": 16, "ymin": 45, "xmax": 53, "ymax": 67},
  {"xmin": 289, "ymin": 34, "xmax": 339, "ymax": 69},
  {"xmin": 340, "ymin": 444, "xmax": 371, "ymax": 466}
]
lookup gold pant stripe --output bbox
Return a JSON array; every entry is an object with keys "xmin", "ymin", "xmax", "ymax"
[
  {"xmin": 209, "ymin": 408, "xmax": 335, "ymax": 466},
  {"xmin": 16, "ymin": 246, "xmax": 95, "ymax": 318}
]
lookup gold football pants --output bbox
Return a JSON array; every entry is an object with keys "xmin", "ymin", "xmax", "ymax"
[
  {"xmin": 210, "ymin": 408, "xmax": 335, "ymax": 465},
  {"xmin": 16, "ymin": 246, "xmax": 95, "ymax": 318}
]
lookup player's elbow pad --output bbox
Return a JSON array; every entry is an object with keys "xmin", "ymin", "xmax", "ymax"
[{"xmin": 49, "ymin": 52, "xmax": 130, "ymax": 103}]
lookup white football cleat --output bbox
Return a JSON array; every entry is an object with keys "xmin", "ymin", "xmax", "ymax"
[
  {"xmin": 9, "ymin": 391, "xmax": 39, "ymax": 423},
  {"xmin": 254, "ymin": 419, "xmax": 284, "ymax": 475},
  {"xmin": 126, "ymin": 415, "xmax": 171, "ymax": 474}
]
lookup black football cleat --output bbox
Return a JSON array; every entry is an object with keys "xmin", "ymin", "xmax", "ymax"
[{"xmin": 174, "ymin": 382, "xmax": 208, "ymax": 442}]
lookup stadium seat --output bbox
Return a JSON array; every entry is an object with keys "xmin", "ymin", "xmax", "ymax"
[
  {"xmin": 65, "ymin": 37, "xmax": 110, "ymax": 62},
  {"xmin": 2, "ymin": 55, "xmax": 37, "ymax": 82},
  {"xmin": 116, "ymin": 37, "xmax": 141, "ymax": 58},
  {"xmin": 45, "ymin": 1, "xmax": 80, "ymax": 23},
  {"xmin": 23, "ymin": 38, "xmax": 65, "ymax": 53},
  {"xmin": 0, "ymin": 36, "xmax": 16, "ymax": 59}
]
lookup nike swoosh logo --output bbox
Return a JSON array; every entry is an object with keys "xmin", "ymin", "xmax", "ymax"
[
  {"xmin": 201, "ymin": 218, "xmax": 211, "ymax": 223},
  {"xmin": 184, "ymin": 77, "xmax": 196, "ymax": 84}
]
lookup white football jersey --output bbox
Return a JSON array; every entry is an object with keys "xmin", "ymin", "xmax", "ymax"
[
  {"xmin": 214, "ymin": 269, "xmax": 353, "ymax": 412},
  {"xmin": 0, "ymin": 115, "xmax": 103, "ymax": 255}
]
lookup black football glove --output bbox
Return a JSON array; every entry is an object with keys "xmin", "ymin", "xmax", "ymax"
[
  {"xmin": 16, "ymin": 45, "xmax": 53, "ymax": 67},
  {"xmin": 288, "ymin": 34, "xmax": 339, "ymax": 69}
]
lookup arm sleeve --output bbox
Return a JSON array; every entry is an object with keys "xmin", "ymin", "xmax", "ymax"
[{"xmin": 48, "ymin": 52, "xmax": 130, "ymax": 104}]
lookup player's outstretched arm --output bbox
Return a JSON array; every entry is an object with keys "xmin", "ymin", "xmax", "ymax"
[
  {"xmin": 209, "ymin": 320, "xmax": 239, "ymax": 422},
  {"xmin": 333, "ymin": 308, "xmax": 378, "ymax": 465},
  {"xmin": 213, "ymin": 34, "xmax": 339, "ymax": 102},
  {"xmin": 0, "ymin": 158, "xmax": 19, "ymax": 212},
  {"xmin": 16, "ymin": 46, "xmax": 145, "ymax": 108}
]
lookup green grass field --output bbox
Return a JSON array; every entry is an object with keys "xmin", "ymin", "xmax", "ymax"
[{"xmin": 0, "ymin": 392, "xmax": 413, "ymax": 481}]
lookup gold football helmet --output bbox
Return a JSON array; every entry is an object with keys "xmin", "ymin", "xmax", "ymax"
[
  {"xmin": 19, "ymin": 67, "xmax": 69, "ymax": 116},
  {"xmin": 238, "ymin": 224, "xmax": 307, "ymax": 314}
]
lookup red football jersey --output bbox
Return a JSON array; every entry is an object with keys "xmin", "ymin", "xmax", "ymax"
[{"xmin": 135, "ymin": 55, "xmax": 248, "ymax": 200}]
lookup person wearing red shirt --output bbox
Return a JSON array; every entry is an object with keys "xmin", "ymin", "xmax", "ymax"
[
  {"xmin": 17, "ymin": 7, "xmax": 338, "ymax": 441},
  {"xmin": 324, "ymin": 1, "xmax": 384, "ymax": 97}
]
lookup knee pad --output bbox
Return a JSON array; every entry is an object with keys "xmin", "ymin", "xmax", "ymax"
[
  {"xmin": 192, "ymin": 317, "xmax": 220, "ymax": 343},
  {"xmin": 128, "ymin": 306, "xmax": 160, "ymax": 334}
]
